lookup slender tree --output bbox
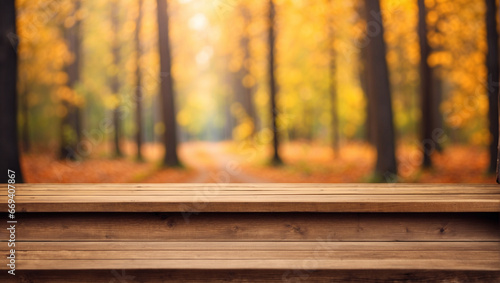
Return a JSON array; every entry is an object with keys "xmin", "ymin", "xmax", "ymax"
[
  {"xmin": 135, "ymin": 0, "xmax": 144, "ymax": 161},
  {"xmin": 486, "ymin": 0, "xmax": 499, "ymax": 174},
  {"xmin": 361, "ymin": 47, "xmax": 376, "ymax": 145},
  {"xmin": 429, "ymin": 9, "xmax": 445, "ymax": 153},
  {"xmin": 228, "ymin": 4, "xmax": 256, "ymax": 140},
  {"xmin": 432, "ymin": 73, "xmax": 443, "ymax": 152},
  {"xmin": 328, "ymin": 0, "xmax": 339, "ymax": 156},
  {"xmin": 268, "ymin": 0, "xmax": 282, "ymax": 165},
  {"xmin": 0, "ymin": 0, "xmax": 24, "ymax": 183},
  {"xmin": 364, "ymin": 0, "xmax": 397, "ymax": 179},
  {"xmin": 60, "ymin": 0, "xmax": 83, "ymax": 160},
  {"xmin": 157, "ymin": 0, "xmax": 180, "ymax": 166},
  {"xmin": 355, "ymin": 0, "xmax": 375, "ymax": 145},
  {"xmin": 418, "ymin": 0, "xmax": 434, "ymax": 168},
  {"xmin": 21, "ymin": 75, "xmax": 30, "ymax": 152},
  {"xmin": 238, "ymin": 4, "xmax": 256, "ymax": 136},
  {"xmin": 222, "ymin": 54, "xmax": 237, "ymax": 141},
  {"xmin": 111, "ymin": 0, "xmax": 123, "ymax": 157}
]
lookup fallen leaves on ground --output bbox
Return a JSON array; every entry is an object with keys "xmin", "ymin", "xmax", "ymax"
[
  {"xmin": 21, "ymin": 153, "xmax": 155, "ymax": 183},
  {"xmin": 20, "ymin": 141, "xmax": 496, "ymax": 183},
  {"xmin": 237, "ymin": 141, "xmax": 495, "ymax": 183}
]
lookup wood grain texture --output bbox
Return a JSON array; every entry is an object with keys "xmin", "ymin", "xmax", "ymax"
[
  {"xmin": 3, "ymin": 183, "xmax": 500, "ymax": 212},
  {"xmin": 7, "ymin": 242, "xmax": 500, "ymax": 261},
  {"xmin": 2, "ymin": 212, "xmax": 498, "ymax": 241},
  {"xmin": 2, "ymin": 270, "xmax": 500, "ymax": 283},
  {"xmin": 7, "ymin": 241, "xmax": 500, "ymax": 251},
  {"xmin": 3, "ymin": 259, "xmax": 500, "ymax": 271},
  {"xmin": 4, "ymin": 196, "xmax": 500, "ymax": 213},
  {"xmin": 2, "ymin": 240, "xmax": 500, "ymax": 270},
  {"xmin": 1, "ymin": 183, "xmax": 499, "ymax": 277},
  {"xmin": 9, "ymin": 183, "xmax": 500, "ymax": 194}
]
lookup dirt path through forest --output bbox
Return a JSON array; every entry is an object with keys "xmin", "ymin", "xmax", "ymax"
[{"xmin": 182, "ymin": 143, "xmax": 268, "ymax": 183}]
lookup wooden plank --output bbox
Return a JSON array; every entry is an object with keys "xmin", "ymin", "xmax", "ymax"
[
  {"xmin": 2, "ymin": 270, "xmax": 500, "ymax": 283},
  {"xmin": 4, "ymin": 259, "xmax": 500, "ymax": 270},
  {"xmin": 5, "ymin": 243, "xmax": 499, "ymax": 274},
  {"xmin": 8, "ymin": 183, "xmax": 500, "ymax": 194},
  {"xmin": 9, "ymin": 241, "xmax": 500, "ymax": 251},
  {"xmin": 13, "ymin": 250, "xmax": 500, "ymax": 261},
  {"xmin": 3, "ymin": 191, "xmax": 500, "ymax": 212},
  {"xmin": 6, "ymin": 198, "xmax": 500, "ymax": 212},
  {"xmin": 3, "ymin": 213, "xmax": 498, "ymax": 242},
  {"xmin": 10, "ymin": 195, "xmax": 500, "ymax": 201},
  {"xmin": 10, "ymin": 186, "xmax": 500, "ymax": 193},
  {"xmin": 4, "ymin": 184, "xmax": 500, "ymax": 212},
  {"xmin": 10, "ymin": 190, "xmax": 500, "ymax": 196}
]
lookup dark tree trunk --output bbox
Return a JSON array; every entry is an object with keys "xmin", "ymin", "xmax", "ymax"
[
  {"xmin": 240, "ymin": 5, "xmax": 256, "ymax": 135},
  {"xmin": 328, "ymin": 0, "xmax": 339, "ymax": 156},
  {"xmin": 0, "ymin": 0, "xmax": 24, "ymax": 183},
  {"xmin": 268, "ymin": 0, "xmax": 282, "ymax": 165},
  {"xmin": 432, "ymin": 73, "xmax": 443, "ymax": 152},
  {"xmin": 362, "ymin": 49, "xmax": 376, "ymax": 145},
  {"xmin": 364, "ymin": 0, "xmax": 397, "ymax": 179},
  {"xmin": 157, "ymin": 0, "xmax": 180, "ymax": 167},
  {"xmin": 111, "ymin": 0, "xmax": 123, "ymax": 157},
  {"xmin": 418, "ymin": 0, "xmax": 434, "ymax": 168},
  {"xmin": 486, "ymin": 0, "xmax": 499, "ymax": 174},
  {"xmin": 135, "ymin": 0, "xmax": 144, "ymax": 161},
  {"xmin": 329, "ymin": 53, "xmax": 339, "ymax": 156},
  {"xmin": 430, "ymin": 14, "xmax": 444, "ymax": 153},
  {"xmin": 355, "ymin": 0, "xmax": 375, "ymax": 145},
  {"xmin": 21, "ymin": 80, "xmax": 30, "ymax": 152},
  {"xmin": 60, "ymin": 0, "xmax": 82, "ymax": 160}
]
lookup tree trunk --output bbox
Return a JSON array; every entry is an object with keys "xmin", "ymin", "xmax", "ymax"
[
  {"xmin": 328, "ymin": 0, "xmax": 339, "ymax": 157},
  {"xmin": 418, "ymin": 0, "xmax": 434, "ymax": 168},
  {"xmin": 486, "ymin": 0, "xmax": 499, "ymax": 174},
  {"xmin": 135, "ymin": 0, "xmax": 144, "ymax": 161},
  {"xmin": 432, "ymin": 73, "xmax": 443, "ymax": 152},
  {"xmin": 111, "ymin": 0, "xmax": 123, "ymax": 157},
  {"xmin": 430, "ymin": 13, "xmax": 444, "ymax": 153},
  {"xmin": 268, "ymin": 0, "xmax": 282, "ymax": 165},
  {"xmin": 240, "ymin": 5, "xmax": 256, "ymax": 135},
  {"xmin": 60, "ymin": 0, "xmax": 82, "ymax": 160},
  {"xmin": 0, "ymin": 0, "xmax": 24, "ymax": 183},
  {"xmin": 356, "ymin": 0, "xmax": 375, "ymax": 145},
  {"xmin": 364, "ymin": 0, "xmax": 397, "ymax": 179},
  {"xmin": 362, "ymin": 47, "xmax": 376, "ymax": 145},
  {"xmin": 157, "ymin": 0, "xmax": 180, "ymax": 167},
  {"xmin": 21, "ymin": 79, "xmax": 30, "ymax": 152}
]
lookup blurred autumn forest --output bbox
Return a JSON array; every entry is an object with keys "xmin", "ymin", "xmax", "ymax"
[{"xmin": 1, "ymin": 0, "xmax": 500, "ymax": 184}]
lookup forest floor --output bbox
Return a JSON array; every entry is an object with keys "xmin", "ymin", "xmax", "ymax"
[{"xmin": 21, "ymin": 141, "xmax": 496, "ymax": 183}]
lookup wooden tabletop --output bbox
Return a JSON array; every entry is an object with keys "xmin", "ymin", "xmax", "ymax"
[
  {"xmin": 2, "ymin": 241, "xmax": 500, "ymax": 270},
  {"xmin": 2, "ymin": 183, "xmax": 500, "ymax": 212}
]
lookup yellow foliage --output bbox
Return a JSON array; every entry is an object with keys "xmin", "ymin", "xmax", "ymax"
[
  {"xmin": 154, "ymin": 122, "xmax": 165, "ymax": 136},
  {"xmin": 232, "ymin": 119, "xmax": 254, "ymax": 141},
  {"xmin": 177, "ymin": 109, "xmax": 190, "ymax": 126},
  {"xmin": 64, "ymin": 17, "xmax": 76, "ymax": 29},
  {"xmin": 54, "ymin": 72, "xmax": 68, "ymax": 85},
  {"xmin": 242, "ymin": 75, "xmax": 256, "ymax": 88},
  {"xmin": 256, "ymin": 128, "xmax": 273, "ymax": 145},
  {"xmin": 471, "ymin": 130, "xmax": 490, "ymax": 146},
  {"xmin": 15, "ymin": 0, "xmax": 493, "ymax": 145},
  {"xmin": 103, "ymin": 95, "xmax": 120, "ymax": 109}
]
